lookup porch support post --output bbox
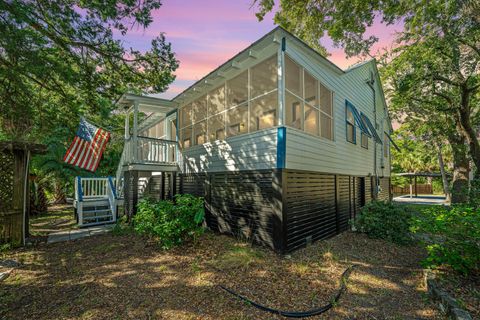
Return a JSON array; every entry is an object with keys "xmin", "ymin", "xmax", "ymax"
[
  {"xmin": 277, "ymin": 36, "xmax": 285, "ymax": 126},
  {"xmin": 132, "ymin": 101, "xmax": 139, "ymax": 162},
  {"xmin": 125, "ymin": 109, "xmax": 130, "ymax": 140}
]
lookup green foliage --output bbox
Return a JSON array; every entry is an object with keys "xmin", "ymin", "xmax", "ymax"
[
  {"xmin": 353, "ymin": 201, "xmax": 415, "ymax": 245},
  {"xmin": 133, "ymin": 195, "xmax": 205, "ymax": 249},
  {"xmin": 411, "ymin": 205, "xmax": 480, "ymax": 274},
  {"xmin": 0, "ymin": 0, "xmax": 179, "ymax": 201}
]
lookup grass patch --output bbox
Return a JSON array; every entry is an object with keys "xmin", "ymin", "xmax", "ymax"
[{"xmin": 212, "ymin": 243, "xmax": 264, "ymax": 270}]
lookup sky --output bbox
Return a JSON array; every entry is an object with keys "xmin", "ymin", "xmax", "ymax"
[{"xmin": 118, "ymin": 0, "xmax": 404, "ymax": 99}]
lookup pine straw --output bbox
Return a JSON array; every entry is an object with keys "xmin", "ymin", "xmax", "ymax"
[{"xmin": 0, "ymin": 232, "xmax": 443, "ymax": 319}]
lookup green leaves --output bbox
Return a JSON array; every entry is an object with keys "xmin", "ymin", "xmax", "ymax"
[
  {"xmin": 411, "ymin": 205, "xmax": 480, "ymax": 274},
  {"xmin": 353, "ymin": 201, "xmax": 415, "ymax": 245},
  {"xmin": 133, "ymin": 195, "xmax": 205, "ymax": 249}
]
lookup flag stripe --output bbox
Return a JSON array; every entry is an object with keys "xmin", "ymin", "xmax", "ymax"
[
  {"xmin": 80, "ymin": 129, "xmax": 100, "ymax": 170},
  {"xmin": 65, "ymin": 137, "xmax": 80, "ymax": 164},
  {"xmin": 86, "ymin": 129, "xmax": 105, "ymax": 171},
  {"xmin": 64, "ymin": 120, "xmax": 110, "ymax": 172},
  {"xmin": 67, "ymin": 138, "xmax": 82, "ymax": 165},
  {"xmin": 92, "ymin": 130, "xmax": 109, "ymax": 171},
  {"xmin": 93, "ymin": 131, "xmax": 110, "ymax": 171}
]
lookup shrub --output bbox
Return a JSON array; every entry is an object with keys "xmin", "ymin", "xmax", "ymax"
[
  {"xmin": 133, "ymin": 194, "xmax": 205, "ymax": 249},
  {"xmin": 353, "ymin": 201, "xmax": 414, "ymax": 245},
  {"xmin": 411, "ymin": 205, "xmax": 480, "ymax": 274}
]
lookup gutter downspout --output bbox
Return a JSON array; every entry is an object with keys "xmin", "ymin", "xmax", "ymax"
[{"xmin": 366, "ymin": 73, "xmax": 378, "ymax": 197}]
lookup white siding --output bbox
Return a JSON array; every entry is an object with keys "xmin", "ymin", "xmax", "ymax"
[
  {"xmin": 180, "ymin": 128, "xmax": 277, "ymax": 173},
  {"xmin": 284, "ymin": 36, "xmax": 391, "ymax": 177}
]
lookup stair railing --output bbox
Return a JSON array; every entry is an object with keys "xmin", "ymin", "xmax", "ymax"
[
  {"xmin": 115, "ymin": 138, "xmax": 130, "ymax": 197},
  {"xmin": 107, "ymin": 176, "xmax": 117, "ymax": 222}
]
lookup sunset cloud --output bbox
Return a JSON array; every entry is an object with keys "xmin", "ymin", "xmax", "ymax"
[{"xmin": 116, "ymin": 1, "xmax": 403, "ymax": 99}]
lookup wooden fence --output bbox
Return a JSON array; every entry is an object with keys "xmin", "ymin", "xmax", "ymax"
[{"xmin": 392, "ymin": 184, "xmax": 433, "ymax": 195}]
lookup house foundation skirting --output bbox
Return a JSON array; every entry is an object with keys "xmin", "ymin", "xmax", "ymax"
[{"xmin": 123, "ymin": 169, "xmax": 391, "ymax": 253}]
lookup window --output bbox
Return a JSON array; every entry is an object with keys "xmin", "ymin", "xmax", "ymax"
[
  {"xmin": 227, "ymin": 104, "xmax": 248, "ymax": 136},
  {"xmin": 361, "ymin": 133, "xmax": 368, "ymax": 149},
  {"xmin": 285, "ymin": 92, "xmax": 302, "ymax": 129},
  {"xmin": 208, "ymin": 85, "xmax": 225, "ymax": 115},
  {"xmin": 346, "ymin": 107, "xmax": 355, "ymax": 143},
  {"xmin": 250, "ymin": 55, "xmax": 277, "ymax": 98},
  {"xmin": 384, "ymin": 133, "xmax": 389, "ymax": 157},
  {"xmin": 208, "ymin": 113, "xmax": 225, "ymax": 142},
  {"xmin": 227, "ymin": 71, "xmax": 248, "ymax": 107},
  {"xmin": 285, "ymin": 56, "xmax": 302, "ymax": 97},
  {"xmin": 319, "ymin": 83, "xmax": 333, "ymax": 140},
  {"xmin": 193, "ymin": 121, "xmax": 207, "ymax": 145},
  {"xmin": 250, "ymin": 92, "xmax": 277, "ymax": 131}
]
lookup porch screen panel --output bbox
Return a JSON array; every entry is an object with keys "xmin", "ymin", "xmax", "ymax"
[
  {"xmin": 208, "ymin": 113, "xmax": 225, "ymax": 142},
  {"xmin": 285, "ymin": 92, "xmax": 302, "ymax": 130},
  {"xmin": 193, "ymin": 95, "xmax": 208, "ymax": 123},
  {"xmin": 227, "ymin": 71, "xmax": 248, "ymax": 107},
  {"xmin": 320, "ymin": 83, "xmax": 333, "ymax": 140},
  {"xmin": 180, "ymin": 126, "xmax": 192, "ymax": 149},
  {"xmin": 250, "ymin": 92, "xmax": 278, "ymax": 131},
  {"xmin": 193, "ymin": 120, "xmax": 207, "ymax": 145},
  {"xmin": 285, "ymin": 56, "xmax": 302, "ymax": 97},
  {"xmin": 227, "ymin": 103, "xmax": 248, "ymax": 137},
  {"xmin": 208, "ymin": 85, "xmax": 225, "ymax": 116},
  {"xmin": 250, "ymin": 55, "xmax": 277, "ymax": 99}
]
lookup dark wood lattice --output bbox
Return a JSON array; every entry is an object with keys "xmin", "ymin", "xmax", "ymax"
[{"xmin": 0, "ymin": 151, "xmax": 14, "ymax": 212}]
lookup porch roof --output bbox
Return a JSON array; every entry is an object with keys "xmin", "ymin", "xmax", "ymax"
[{"xmin": 117, "ymin": 93, "xmax": 179, "ymax": 131}]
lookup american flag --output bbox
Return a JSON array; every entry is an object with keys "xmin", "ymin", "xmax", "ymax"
[{"xmin": 63, "ymin": 118, "xmax": 111, "ymax": 172}]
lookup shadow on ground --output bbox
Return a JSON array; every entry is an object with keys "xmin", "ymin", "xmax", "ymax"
[{"xmin": 0, "ymin": 231, "xmax": 443, "ymax": 319}]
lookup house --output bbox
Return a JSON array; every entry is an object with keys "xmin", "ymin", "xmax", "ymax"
[{"xmin": 74, "ymin": 27, "xmax": 393, "ymax": 253}]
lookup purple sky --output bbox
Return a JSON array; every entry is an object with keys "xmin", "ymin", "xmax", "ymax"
[{"xmin": 119, "ymin": 1, "xmax": 403, "ymax": 99}]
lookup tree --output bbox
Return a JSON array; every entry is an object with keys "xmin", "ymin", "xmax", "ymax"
[
  {"xmin": 0, "ymin": 0, "xmax": 179, "ymax": 202},
  {"xmin": 254, "ymin": 0, "xmax": 480, "ymax": 196},
  {"xmin": 0, "ymin": 0, "xmax": 178, "ymax": 140}
]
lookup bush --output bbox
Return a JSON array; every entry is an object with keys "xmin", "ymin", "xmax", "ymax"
[
  {"xmin": 133, "ymin": 194, "xmax": 205, "ymax": 249},
  {"xmin": 411, "ymin": 205, "xmax": 480, "ymax": 274},
  {"xmin": 353, "ymin": 201, "xmax": 414, "ymax": 245}
]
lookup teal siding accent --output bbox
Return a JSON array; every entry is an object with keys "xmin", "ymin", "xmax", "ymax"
[{"xmin": 277, "ymin": 127, "xmax": 286, "ymax": 169}]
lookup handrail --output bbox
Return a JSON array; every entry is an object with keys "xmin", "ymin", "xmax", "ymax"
[
  {"xmin": 77, "ymin": 176, "xmax": 83, "ymax": 202},
  {"xmin": 107, "ymin": 176, "xmax": 117, "ymax": 221}
]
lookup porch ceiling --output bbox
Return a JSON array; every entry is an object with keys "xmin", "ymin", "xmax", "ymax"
[
  {"xmin": 117, "ymin": 93, "xmax": 178, "ymax": 131},
  {"xmin": 117, "ymin": 93, "xmax": 178, "ymax": 114}
]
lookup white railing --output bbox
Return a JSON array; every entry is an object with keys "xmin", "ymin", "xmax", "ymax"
[
  {"xmin": 78, "ymin": 177, "xmax": 108, "ymax": 199},
  {"xmin": 107, "ymin": 176, "xmax": 117, "ymax": 221},
  {"xmin": 133, "ymin": 136, "xmax": 178, "ymax": 164},
  {"xmin": 115, "ymin": 141, "xmax": 129, "ymax": 196}
]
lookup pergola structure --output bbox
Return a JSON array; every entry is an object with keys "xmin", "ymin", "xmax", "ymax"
[
  {"xmin": 0, "ymin": 141, "xmax": 47, "ymax": 245},
  {"xmin": 394, "ymin": 172, "xmax": 446, "ymax": 198}
]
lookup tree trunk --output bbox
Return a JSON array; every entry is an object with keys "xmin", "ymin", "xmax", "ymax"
[
  {"xmin": 448, "ymin": 133, "xmax": 469, "ymax": 203},
  {"xmin": 437, "ymin": 143, "xmax": 451, "ymax": 202},
  {"xmin": 456, "ymin": 86, "xmax": 480, "ymax": 178}
]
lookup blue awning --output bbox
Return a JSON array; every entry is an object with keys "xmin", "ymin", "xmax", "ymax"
[
  {"xmin": 345, "ymin": 101, "xmax": 371, "ymax": 137},
  {"xmin": 360, "ymin": 112, "xmax": 382, "ymax": 144}
]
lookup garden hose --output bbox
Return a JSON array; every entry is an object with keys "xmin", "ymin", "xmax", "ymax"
[{"xmin": 219, "ymin": 264, "xmax": 357, "ymax": 318}]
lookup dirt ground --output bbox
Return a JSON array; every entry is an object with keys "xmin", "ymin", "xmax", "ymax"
[
  {"xmin": 1, "ymin": 231, "xmax": 443, "ymax": 320},
  {"xmin": 29, "ymin": 204, "xmax": 77, "ymax": 237}
]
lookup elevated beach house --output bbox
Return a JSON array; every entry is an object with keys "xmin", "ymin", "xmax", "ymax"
[{"xmin": 74, "ymin": 27, "xmax": 393, "ymax": 253}]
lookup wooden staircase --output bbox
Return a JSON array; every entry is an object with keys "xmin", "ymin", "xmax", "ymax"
[{"xmin": 74, "ymin": 177, "xmax": 118, "ymax": 227}]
